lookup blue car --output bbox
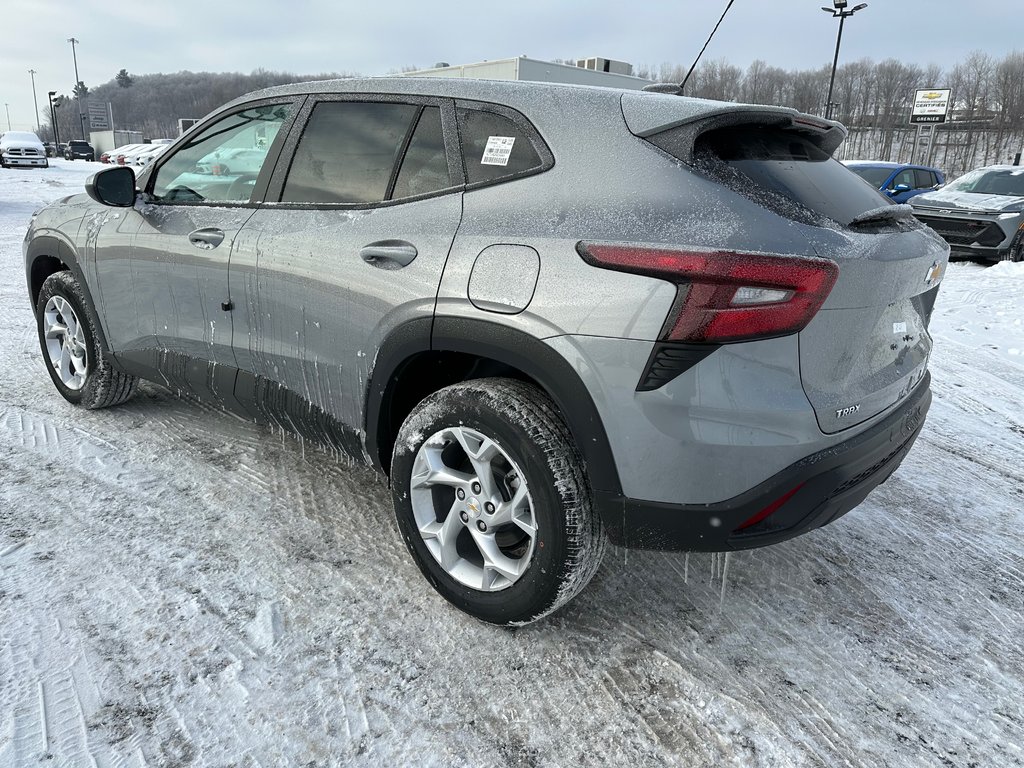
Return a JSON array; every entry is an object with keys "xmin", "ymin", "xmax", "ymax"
[{"xmin": 843, "ymin": 161, "xmax": 945, "ymax": 203}]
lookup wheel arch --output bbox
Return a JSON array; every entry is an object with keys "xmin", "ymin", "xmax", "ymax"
[
  {"xmin": 26, "ymin": 235, "xmax": 113, "ymax": 356},
  {"xmin": 365, "ymin": 316, "xmax": 623, "ymax": 498}
]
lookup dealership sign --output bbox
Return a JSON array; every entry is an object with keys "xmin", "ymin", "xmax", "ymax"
[
  {"xmin": 910, "ymin": 89, "xmax": 951, "ymax": 124},
  {"xmin": 87, "ymin": 102, "xmax": 110, "ymax": 130}
]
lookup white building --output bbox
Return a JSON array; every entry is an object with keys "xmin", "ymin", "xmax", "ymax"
[{"xmin": 399, "ymin": 56, "xmax": 652, "ymax": 90}]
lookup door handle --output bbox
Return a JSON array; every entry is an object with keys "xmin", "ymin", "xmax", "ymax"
[
  {"xmin": 360, "ymin": 240, "xmax": 418, "ymax": 269},
  {"xmin": 188, "ymin": 228, "xmax": 225, "ymax": 250}
]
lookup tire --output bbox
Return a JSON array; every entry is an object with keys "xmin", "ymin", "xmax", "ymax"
[
  {"xmin": 391, "ymin": 377, "xmax": 606, "ymax": 625},
  {"xmin": 35, "ymin": 271, "xmax": 138, "ymax": 409},
  {"xmin": 1003, "ymin": 230, "xmax": 1024, "ymax": 263}
]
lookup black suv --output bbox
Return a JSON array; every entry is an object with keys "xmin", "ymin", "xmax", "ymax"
[{"xmin": 64, "ymin": 140, "xmax": 95, "ymax": 161}]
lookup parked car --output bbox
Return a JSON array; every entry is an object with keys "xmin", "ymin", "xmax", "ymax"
[
  {"xmin": 101, "ymin": 144, "xmax": 139, "ymax": 164},
  {"xmin": 23, "ymin": 78, "xmax": 947, "ymax": 624},
  {"xmin": 1, "ymin": 131, "xmax": 48, "ymax": 168},
  {"xmin": 196, "ymin": 147, "xmax": 267, "ymax": 176},
  {"xmin": 910, "ymin": 165, "xmax": 1024, "ymax": 263},
  {"xmin": 43, "ymin": 142, "xmax": 58, "ymax": 158},
  {"xmin": 133, "ymin": 144, "xmax": 168, "ymax": 168},
  {"xmin": 119, "ymin": 144, "xmax": 161, "ymax": 165},
  {"xmin": 843, "ymin": 161, "xmax": 945, "ymax": 203},
  {"xmin": 64, "ymin": 140, "xmax": 96, "ymax": 161}
]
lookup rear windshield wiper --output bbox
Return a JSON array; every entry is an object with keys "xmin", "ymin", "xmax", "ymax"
[{"xmin": 848, "ymin": 204, "xmax": 915, "ymax": 228}]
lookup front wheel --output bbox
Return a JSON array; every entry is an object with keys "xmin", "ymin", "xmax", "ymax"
[
  {"xmin": 1003, "ymin": 230, "xmax": 1024, "ymax": 263},
  {"xmin": 391, "ymin": 378, "xmax": 606, "ymax": 625},
  {"xmin": 35, "ymin": 271, "xmax": 138, "ymax": 409}
]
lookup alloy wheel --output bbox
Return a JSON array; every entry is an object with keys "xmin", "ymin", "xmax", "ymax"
[
  {"xmin": 42, "ymin": 295, "xmax": 88, "ymax": 390},
  {"xmin": 409, "ymin": 426, "xmax": 537, "ymax": 591}
]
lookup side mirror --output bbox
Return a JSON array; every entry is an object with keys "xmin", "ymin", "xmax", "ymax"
[
  {"xmin": 85, "ymin": 166, "xmax": 137, "ymax": 207},
  {"xmin": 892, "ymin": 183, "xmax": 911, "ymax": 193}
]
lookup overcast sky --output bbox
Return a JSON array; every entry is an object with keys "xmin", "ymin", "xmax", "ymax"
[{"xmin": 2, "ymin": 0, "xmax": 1018, "ymax": 133}]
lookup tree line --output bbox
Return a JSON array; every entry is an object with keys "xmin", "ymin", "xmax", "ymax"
[
  {"xmin": 638, "ymin": 50, "xmax": 1024, "ymax": 175},
  {"xmin": 43, "ymin": 68, "xmax": 353, "ymax": 144},
  {"xmin": 40, "ymin": 51, "xmax": 1024, "ymax": 176}
]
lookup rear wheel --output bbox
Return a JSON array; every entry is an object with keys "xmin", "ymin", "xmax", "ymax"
[
  {"xmin": 391, "ymin": 378, "xmax": 606, "ymax": 625},
  {"xmin": 35, "ymin": 271, "xmax": 138, "ymax": 409}
]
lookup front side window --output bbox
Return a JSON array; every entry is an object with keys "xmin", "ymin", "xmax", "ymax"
[
  {"xmin": 280, "ymin": 102, "xmax": 420, "ymax": 204},
  {"xmin": 889, "ymin": 169, "xmax": 916, "ymax": 190},
  {"xmin": 848, "ymin": 166, "xmax": 891, "ymax": 188},
  {"xmin": 150, "ymin": 103, "xmax": 292, "ymax": 203}
]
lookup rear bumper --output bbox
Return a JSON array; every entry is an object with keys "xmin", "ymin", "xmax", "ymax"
[{"xmin": 595, "ymin": 373, "xmax": 931, "ymax": 551}]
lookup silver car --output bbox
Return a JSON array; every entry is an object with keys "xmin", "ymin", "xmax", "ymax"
[
  {"xmin": 910, "ymin": 164, "xmax": 1024, "ymax": 263},
  {"xmin": 23, "ymin": 78, "xmax": 947, "ymax": 624}
]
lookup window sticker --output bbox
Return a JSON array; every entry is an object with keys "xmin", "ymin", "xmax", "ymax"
[{"xmin": 481, "ymin": 136, "xmax": 515, "ymax": 166}]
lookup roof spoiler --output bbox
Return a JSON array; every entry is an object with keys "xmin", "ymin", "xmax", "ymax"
[{"xmin": 621, "ymin": 91, "xmax": 848, "ymax": 159}]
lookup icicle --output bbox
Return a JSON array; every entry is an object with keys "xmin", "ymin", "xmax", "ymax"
[{"xmin": 719, "ymin": 552, "xmax": 731, "ymax": 609}]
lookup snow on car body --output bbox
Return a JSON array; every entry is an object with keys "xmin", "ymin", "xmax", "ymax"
[{"xmin": 23, "ymin": 77, "xmax": 948, "ymax": 623}]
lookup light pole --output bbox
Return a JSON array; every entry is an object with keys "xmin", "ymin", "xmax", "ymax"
[
  {"xmin": 821, "ymin": 1, "xmax": 868, "ymax": 120},
  {"xmin": 29, "ymin": 69, "xmax": 42, "ymax": 132},
  {"xmin": 68, "ymin": 37, "xmax": 87, "ymax": 139},
  {"xmin": 48, "ymin": 91, "xmax": 61, "ymax": 147},
  {"xmin": 4, "ymin": 103, "xmax": 11, "ymax": 131}
]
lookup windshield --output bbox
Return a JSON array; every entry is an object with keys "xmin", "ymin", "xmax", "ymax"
[
  {"xmin": 3, "ymin": 132, "xmax": 41, "ymax": 143},
  {"xmin": 847, "ymin": 166, "xmax": 892, "ymax": 188},
  {"xmin": 945, "ymin": 168, "xmax": 1024, "ymax": 197}
]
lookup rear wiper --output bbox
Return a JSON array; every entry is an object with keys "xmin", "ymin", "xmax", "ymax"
[{"xmin": 849, "ymin": 204, "xmax": 915, "ymax": 227}]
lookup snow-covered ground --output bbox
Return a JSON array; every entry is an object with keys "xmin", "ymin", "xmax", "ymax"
[{"xmin": 1, "ymin": 161, "xmax": 1022, "ymax": 767}]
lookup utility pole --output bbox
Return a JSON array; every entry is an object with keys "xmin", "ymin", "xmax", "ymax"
[
  {"xmin": 4, "ymin": 103, "xmax": 10, "ymax": 131},
  {"xmin": 29, "ymin": 69, "xmax": 40, "ymax": 132},
  {"xmin": 68, "ymin": 37, "xmax": 87, "ymax": 139}
]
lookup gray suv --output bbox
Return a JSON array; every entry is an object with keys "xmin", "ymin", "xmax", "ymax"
[
  {"xmin": 24, "ymin": 78, "xmax": 947, "ymax": 624},
  {"xmin": 910, "ymin": 164, "xmax": 1024, "ymax": 263}
]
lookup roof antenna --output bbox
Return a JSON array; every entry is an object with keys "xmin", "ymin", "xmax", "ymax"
[{"xmin": 645, "ymin": 0, "xmax": 738, "ymax": 96}]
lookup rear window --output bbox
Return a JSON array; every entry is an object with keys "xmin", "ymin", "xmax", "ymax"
[{"xmin": 695, "ymin": 127, "xmax": 890, "ymax": 227}]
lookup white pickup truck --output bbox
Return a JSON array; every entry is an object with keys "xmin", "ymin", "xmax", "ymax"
[{"xmin": 0, "ymin": 131, "xmax": 49, "ymax": 169}]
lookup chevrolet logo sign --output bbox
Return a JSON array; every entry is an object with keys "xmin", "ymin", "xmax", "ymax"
[{"xmin": 921, "ymin": 92, "xmax": 944, "ymax": 100}]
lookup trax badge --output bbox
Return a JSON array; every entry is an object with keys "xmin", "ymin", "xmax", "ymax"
[
  {"xmin": 836, "ymin": 404, "xmax": 861, "ymax": 419},
  {"xmin": 925, "ymin": 260, "xmax": 943, "ymax": 287}
]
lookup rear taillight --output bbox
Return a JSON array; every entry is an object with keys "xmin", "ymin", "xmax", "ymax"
[{"xmin": 577, "ymin": 243, "xmax": 838, "ymax": 344}]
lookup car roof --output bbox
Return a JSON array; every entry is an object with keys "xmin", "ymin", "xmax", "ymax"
[
  {"xmin": 968, "ymin": 164, "xmax": 1024, "ymax": 172},
  {"xmin": 227, "ymin": 75, "xmax": 809, "ymax": 130},
  {"xmin": 844, "ymin": 160, "xmax": 943, "ymax": 172},
  {"xmin": 844, "ymin": 161, "xmax": 903, "ymax": 169}
]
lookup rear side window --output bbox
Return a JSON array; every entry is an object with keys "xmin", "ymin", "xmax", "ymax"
[
  {"xmin": 392, "ymin": 106, "xmax": 451, "ymax": 199},
  {"xmin": 281, "ymin": 102, "xmax": 419, "ymax": 204},
  {"xmin": 695, "ymin": 127, "xmax": 890, "ymax": 227},
  {"xmin": 457, "ymin": 107, "xmax": 543, "ymax": 185},
  {"xmin": 915, "ymin": 169, "xmax": 936, "ymax": 189}
]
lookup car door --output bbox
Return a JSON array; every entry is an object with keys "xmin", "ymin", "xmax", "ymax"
[
  {"xmin": 887, "ymin": 168, "xmax": 918, "ymax": 202},
  {"xmin": 126, "ymin": 100, "xmax": 302, "ymax": 399},
  {"xmin": 227, "ymin": 96, "xmax": 463, "ymax": 444}
]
